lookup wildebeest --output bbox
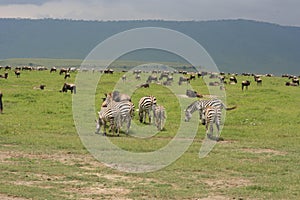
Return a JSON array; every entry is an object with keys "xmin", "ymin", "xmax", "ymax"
[
  {"xmin": 229, "ymin": 76, "xmax": 237, "ymax": 84},
  {"xmin": 0, "ymin": 91, "xmax": 3, "ymax": 114},
  {"xmin": 285, "ymin": 82, "xmax": 298, "ymax": 86},
  {"xmin": 50, "ymin": 67, "xmax": 57, "ymax": 73},
  {"xmin": 101, "ymin": 91, "xmax": 131, "ymax": 107},
  {"xmin": 292, "ymin": 78, "xmax": 299, "ymax": 85},
  {"xmin": 147, "ymin": 75, "xmax": 158, "ymax": 83},
  {"xmin": 242, "ymin": 80, "xmax": 251, "ymax": 90},
  {"xmin": 0, "ymin": 72, "xmax": 8, "ymax": 79},
  {"xmin": 60, "ymin": 83, "xmax": 76, "ymax": 94},
  {"xmin": 4, "ymin": 66, "xmax": 11, "ymax": 70},
  {"xmin": 135, "ymin": 74, "xmax": 141, "ymax": 80},
  {"xmin": 64, "ymin": 72, "xmax": 70, "ymax": 79},
  {"xmin": 178, "ymin": 77, "xmax": 190, "ymax": 85},
  {"xmin": 122, "ymin": 75, "xmax": 126, "ymax": 82},
  {"xmin": 14, "ymin": 70, "xmax": 21, "ymax": 78},
  {"xmin": 59, "ymin": 68, "xmax": 69, "ymax": 75},
  {"xmin": 186, "ymin": 89, "xmax": 203, "ymax": 98},
  {"xmin": 139, "ymin": 83, "xmax": 150, "ymax": 88}
]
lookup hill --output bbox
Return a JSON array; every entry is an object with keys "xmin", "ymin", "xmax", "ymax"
[{"xmin": 1, "ymin": 18, "xmax": 300, "ymax": 75}]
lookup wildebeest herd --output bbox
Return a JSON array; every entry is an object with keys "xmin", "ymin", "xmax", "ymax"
[{"xmin": 1, "ymin": 65, "xmax": 299, "ymax": 141}]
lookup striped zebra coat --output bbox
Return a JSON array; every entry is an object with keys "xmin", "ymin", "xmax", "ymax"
[
  {"xmin": 185, "ymin": 98, "xmax": 236, "ymax": 122},
  {"xmin": 138, "ymin": 95, "xmax": 157, "ymax": 124},
  {"xmin": 201, "ymin": 106, "xmax": 222, "ymax": 139},
  {"xmin": 153, "ymin": 105, "xmax": 166, "ymax": 131},
  {"xmin": 96, "ymin": 98, "xmax": 134, "ymax": 136}
]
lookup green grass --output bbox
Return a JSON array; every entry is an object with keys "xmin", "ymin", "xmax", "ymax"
[{"xmin": 0, "ymin": 69, "xmax": 299, "ymax": 199}]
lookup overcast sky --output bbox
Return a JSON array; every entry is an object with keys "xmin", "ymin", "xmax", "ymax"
[{"xmin": 0, "ymin": 0, "xmax": 299, "ymax": 27}]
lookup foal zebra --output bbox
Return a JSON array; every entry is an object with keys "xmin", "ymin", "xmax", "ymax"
[
  {"xmin": 138, "ymin": 95, "xmax": 157, "ymax": 124},
  {"xmin": 185, "ymin": 98, "xmax": 236, "ymax": 122},
  {"xmin": 153, "ymin": 105, "xmax": 166, "ymax": 131},
  {"xmin": 201, "ymin": 106, "xmax": 222, "ymax": 140},
  {"xmin": 96, "ymin": 106, "xmax": 122, "ymax": 136}
]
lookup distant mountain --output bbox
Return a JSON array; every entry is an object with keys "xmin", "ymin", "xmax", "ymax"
[{"xmin": 1, "ymin": 18, "xmax": 300, "ymax": 75}]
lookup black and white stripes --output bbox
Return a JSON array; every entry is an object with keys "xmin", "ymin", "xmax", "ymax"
[{"xmin": 138, "ymin": 95, "xmax": 157, "ymax": 124}]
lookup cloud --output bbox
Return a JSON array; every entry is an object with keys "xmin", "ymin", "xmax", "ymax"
[{"xmin": 0, "ymin": 0, "xmax": 299, "ymax": 26}]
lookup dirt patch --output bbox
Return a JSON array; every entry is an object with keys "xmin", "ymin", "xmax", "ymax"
[
  {"xmin": 203, "ymin": 178, "xmax": 251, "ymax": 190},
  {"xmin": 241, "ymin": 148, "xmax": 287, "ymax": 156},
  {"xmin": 0, "ymin": 194, "xmax": 28, "ymax": 200}
]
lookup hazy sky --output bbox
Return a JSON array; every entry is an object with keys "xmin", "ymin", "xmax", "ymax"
[{"xmin": 0, "ymin": 0, "xmax": 299, "ymax": 27}]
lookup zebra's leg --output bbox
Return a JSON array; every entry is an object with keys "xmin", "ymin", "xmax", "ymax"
[{"xmin": 148, "ymin": 110, "xmax": 152, "ymax": 124}]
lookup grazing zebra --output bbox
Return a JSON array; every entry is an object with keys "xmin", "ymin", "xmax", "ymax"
[
  {"xmin": 184, "ymin": 98, "xmax": 236, "ymax": 122},
  {"xmin": 96, "ymin": 106, "xmax": 122, "ymax": 136},
  {"xmin": 153, "ymin": 105, "xmax": 166, "ymax": 131},
  {"xmin": 138, "ymin": 95, "xmax": 157, "ymax": 124},
  {"xmin": 100, "ymin": 97, "xmax": 134, "ymax": 135},
  {"xmin": 201, "ymin": 106, "xmax": 222, "ymax": 139}
]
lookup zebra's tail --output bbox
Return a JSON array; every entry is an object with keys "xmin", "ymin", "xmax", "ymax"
[{"xmin": 226, "ymin": 105, "xmax": 237, "ymax": 110}]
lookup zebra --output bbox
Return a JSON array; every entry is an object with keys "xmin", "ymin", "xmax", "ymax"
[
  {"xmin": 201, "ymin": 106, "xmax": 222, "ymax": 140},
  {"xmin": 99, "ymin": 96, "xmax": 134, "ymax": 135},
  {"xmin": 96, "ymin": 106, "xmax": 122, "ymax": 136},
  {"xmin": 138, "ymin": 95, "xmax": 157, "ymax": 124},
  {"xmin": 153, "ymin": 105, "xmax": 166, "ymax": 131},
  {"xmin": 184, "ymin": 98, "xmax": 236, "ymax": 122}
]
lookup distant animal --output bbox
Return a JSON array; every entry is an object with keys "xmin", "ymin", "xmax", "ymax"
[
  {"xmin": 104, "ymin": 69, "xmax": 114, "ymax": 74},
  {"xmin": 147, "ymin": 75, "xmax": 158, "ymax": 83},
  {"xmin": 101, "ymin": 91, "xmax": 131, "ymax": 107},
  {"xmin": 0, "ymin": 91, "xmax": 3, "ymax": 114},
  {"xmin": 0, "ymin": 72, "xmax": 8, "ymax": 79},
  {"xmin": 186, "ymin": 89, "xmax": 202, "ymax": 98},
  {"xmin": 292, "ymin": 78, "xmax": 299, "ymax": 85},
  {"xmin": 14, "ymin": 70, "xmax": 21, "ymax": 78},
  {"xmin": 229, "ymin": 76, "xmax": 237, "ymax": 84},
  {"xmin": 122, "ymin": 75, "xmax": 126, "ymax": 82},
  {"xmin": 4, "ymin": 66, "xmax": 11, "ymax": 70},
  {"xmin": 40, "ymin": 85, "xmax": 46, "ymax": 90},
  {"xmin": 138, "ymin": 95, "xmax": 157, "ymax": 124},
  {"xmin": 201, "ymin": 106, "xmax": 222, "ymax": 140},
  {"xmin": 189, "ymin": 74, "xmax": 196, "ymax": 80},
  {"xmin": 153, "ymin": 105, "xmax": 166, "ymax": 131},
  {"xmin": 59, "ymin": 68, "xmax": 69, "ymax": 75},
  {"xmin": 60, "ymin": 83, "xmax": 76, "ymax": 94},
  {"xmin": 50, "ymin": 67, "xmax": 57, "ymax": 73},
  {"xmin": 139, "ymin": 83, "xmax": 150, "ymax": 88},
  {"xmin": 64, "ymin": 72, "xmax": 70, "ymax": 79},
  {"xmin": 178, "ymin": 77, "xmax": 190, "ymax": 85},
  {"xmin": 285, "ymin": 82, "xmax": 298, "ymax": 86},
  {"xmin": 135, "ymin": 74, "xmax": 141, "ymax": 80},
  {"xmin": 242, "ymin": 80, "xmax": 251, "ymax": 90}
]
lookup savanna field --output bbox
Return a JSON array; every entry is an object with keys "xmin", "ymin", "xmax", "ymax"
[{"xmin": 0, "ymin": 66, "xmax": 299, "ymax": 200}]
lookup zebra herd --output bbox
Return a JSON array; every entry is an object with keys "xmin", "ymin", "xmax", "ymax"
[
  {"xmin": 95, "ymin": 91, "xmax": 234, "ymax": 140},
  {"xmin": 95, "ymin": 92, "xmax": 166, "ymax": 136}
]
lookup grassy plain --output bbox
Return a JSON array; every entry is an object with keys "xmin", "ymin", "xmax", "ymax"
[{"xmin": 0, "ymin": 68, "xmax": 299, "ymax": 199}]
